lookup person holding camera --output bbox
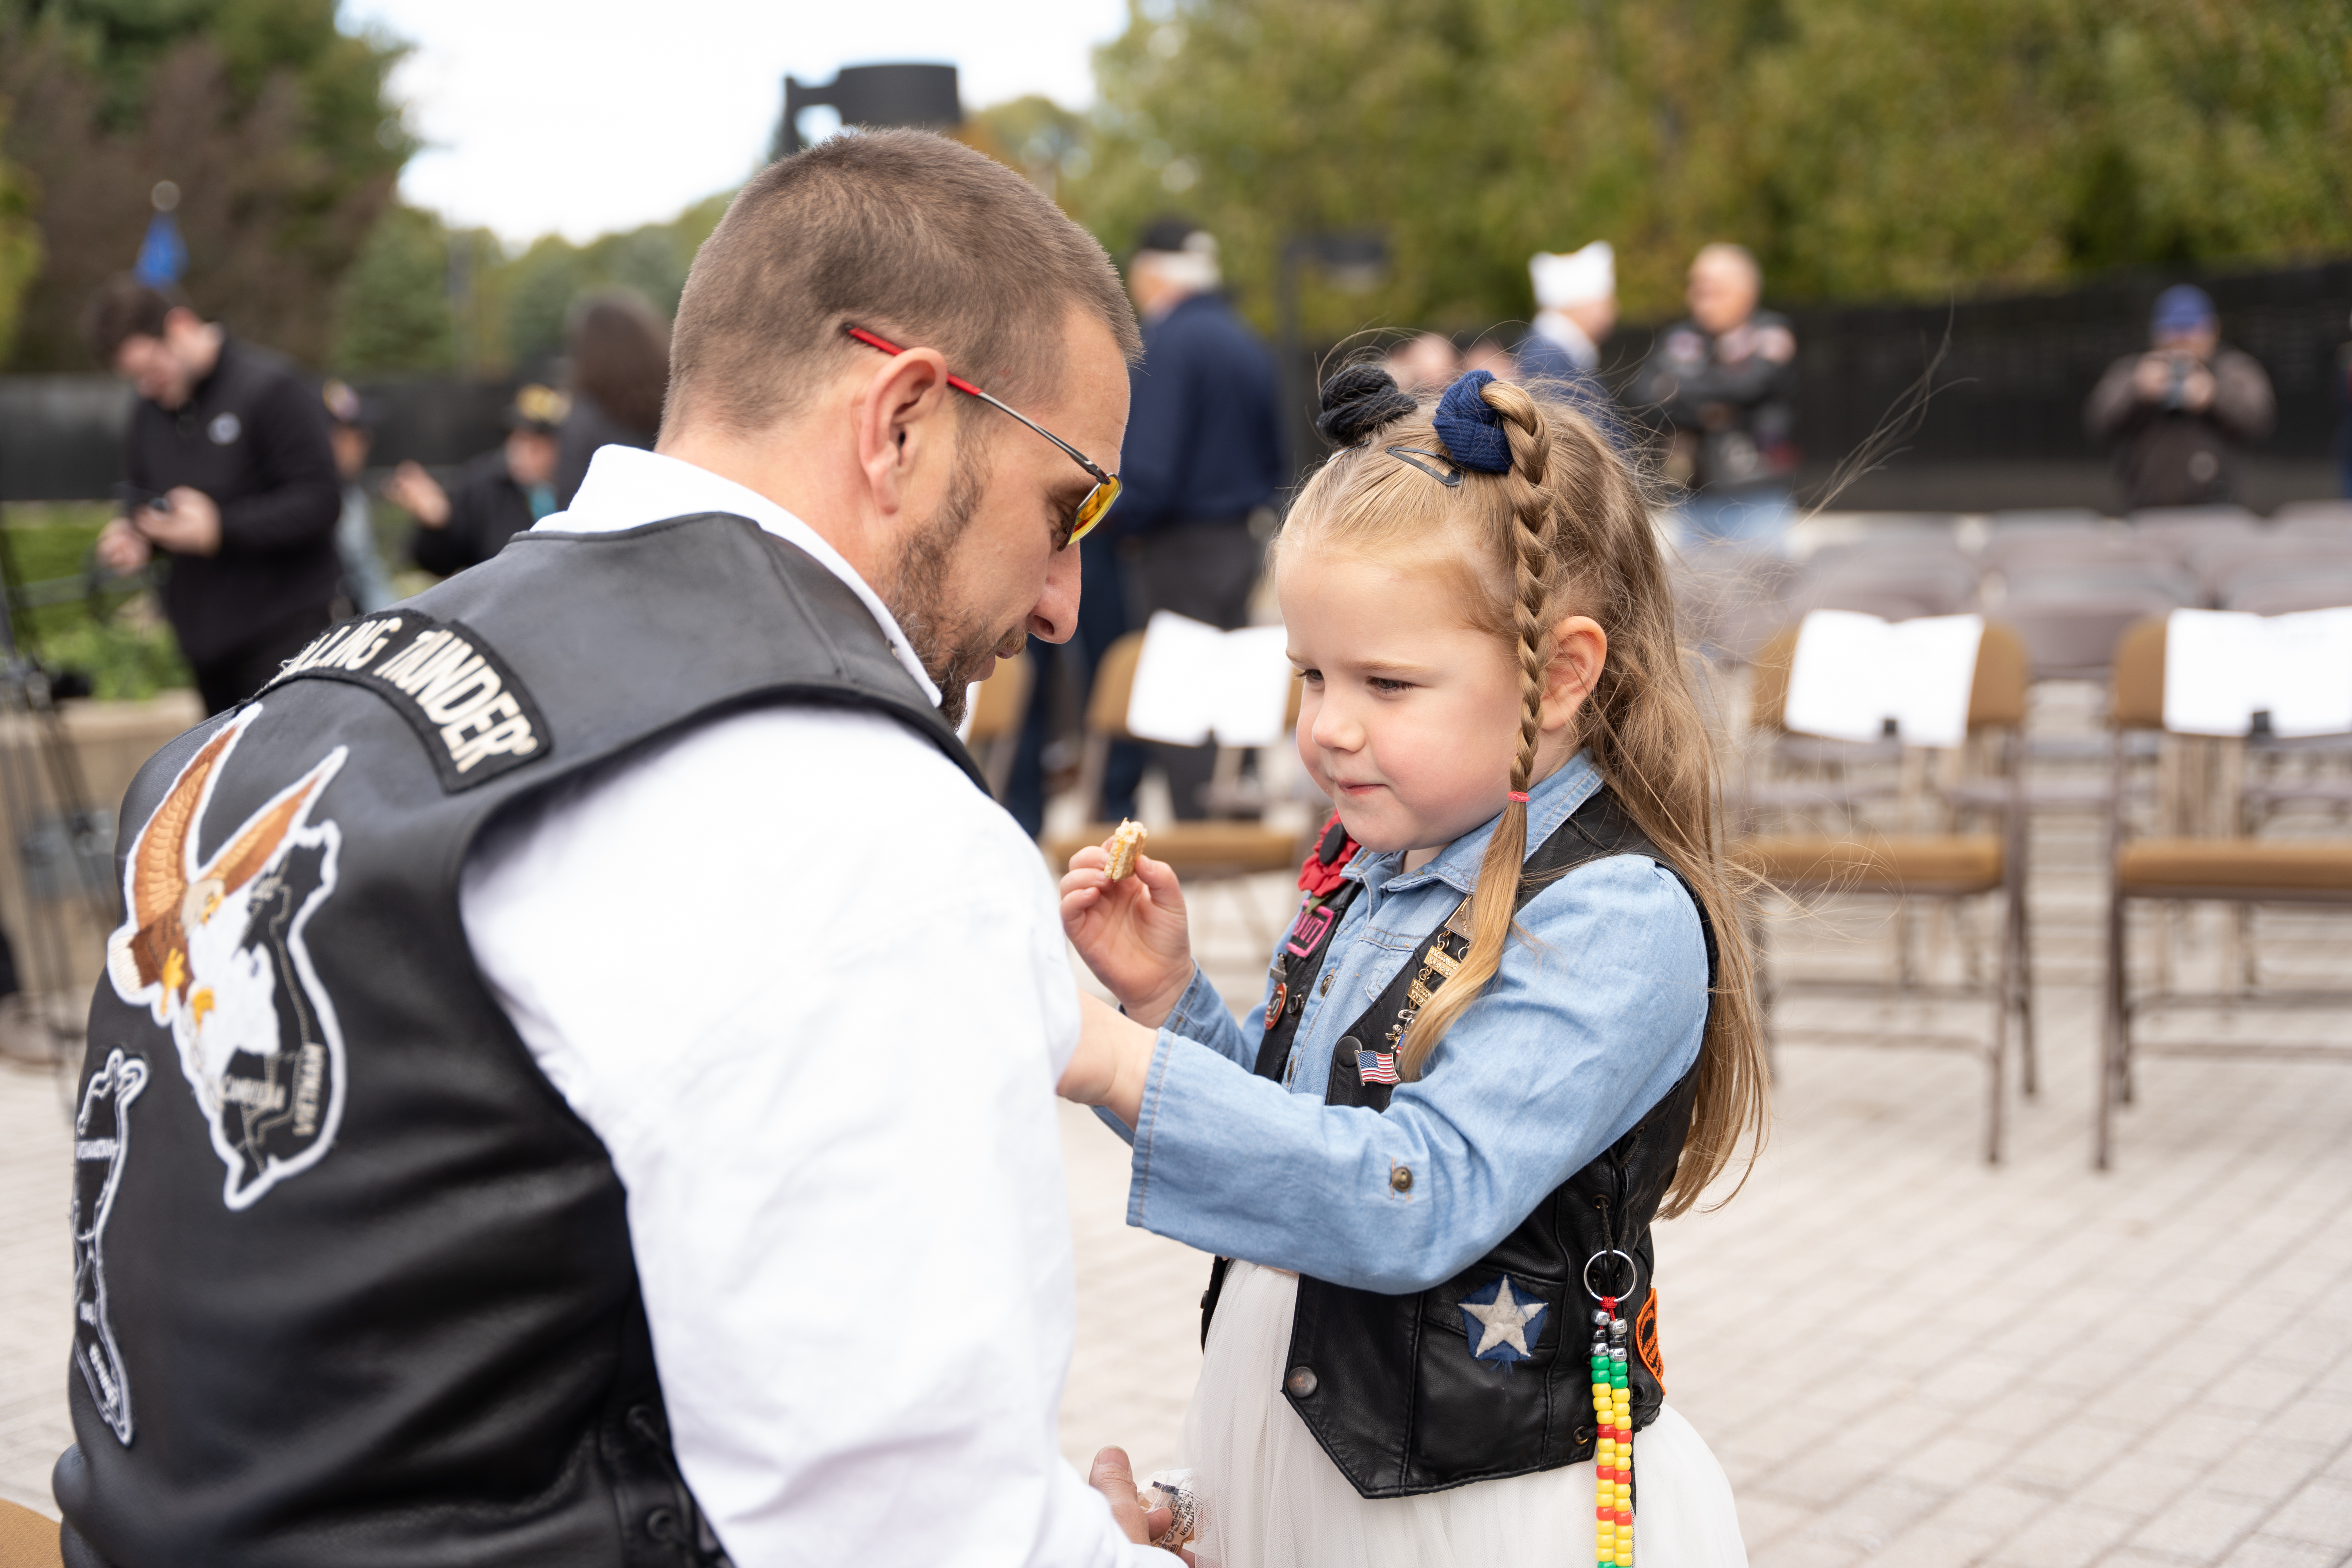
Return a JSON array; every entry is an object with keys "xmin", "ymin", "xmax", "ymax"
[
  {"xmin": 2086, "ymin": 284, "xmax": 2275, "ymax": 511},
  {"xmin": 85, "ymin": 277, "xmax": 343, "ymax": 715}
]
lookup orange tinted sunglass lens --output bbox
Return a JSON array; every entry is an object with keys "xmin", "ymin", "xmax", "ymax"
[{"xmin": 1068, "ymin": 478, "xmax": 1120, "ymax": 545}]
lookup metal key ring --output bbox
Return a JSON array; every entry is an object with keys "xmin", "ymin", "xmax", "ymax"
[{"xmin": 1583, "ymin": 1249, "xmax": 1640, "ymax": 1301}]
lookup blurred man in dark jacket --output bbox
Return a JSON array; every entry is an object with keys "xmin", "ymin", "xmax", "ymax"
[
  {"xmin": 2086, "ymin": 285, "xmax": 2276, "ymax": 511},
  {"xmin": 1114, "ymin": 217, "xmax": 1285, "ymax": 818},
  {"xmin": 383, "ymin": 386, "xmax": 567, "ymax": 577},
  {"xmin": 1630, "ymin": 243, "xmax": 1799, "ymax": 546},
  {"xmin": 87, "ymin": 277, "xmax": 343, "ymax": 715},
  {"xmin": 1003, "ymin": 217, "xmax": 1285, "ymax": 833}
]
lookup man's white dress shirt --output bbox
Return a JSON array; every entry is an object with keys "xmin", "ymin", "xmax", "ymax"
[{"xmin": 459, "ymin": 447, "xmax": 1158, "ymax": 1565}]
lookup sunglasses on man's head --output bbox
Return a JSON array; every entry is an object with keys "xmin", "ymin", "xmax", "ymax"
[{"xmin": 844, "ymin": 325, "xmax": 1120, "ymax": 549}]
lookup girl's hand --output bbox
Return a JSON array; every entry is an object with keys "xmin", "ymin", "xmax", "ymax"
[
  {"xmin": 1056, "ymin": 994, "xmax": 1161, "ymax": 1128},
  {"xmin": 1061, "ymin": 846, "xmax": 1193, "ymax": 1028}
]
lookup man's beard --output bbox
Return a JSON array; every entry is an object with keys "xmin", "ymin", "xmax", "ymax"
[{"xmin": 879, "ymin": 444, "xmax": 1025, "ymax": 730}]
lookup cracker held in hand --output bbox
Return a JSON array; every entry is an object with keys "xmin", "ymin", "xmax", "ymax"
[{"xmin": 1103, "ymin": 819, "xmax": 1147, "ymax": 882}]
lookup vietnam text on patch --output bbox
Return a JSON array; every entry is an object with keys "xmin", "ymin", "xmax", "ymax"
[{"xmin": 264, "ymin": 612, "xmax": 550, "ymax": 790}]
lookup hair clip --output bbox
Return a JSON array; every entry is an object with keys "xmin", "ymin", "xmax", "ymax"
[{"xmin": 1386, "ymin": 446, "xmax": 1463, "ymax": 487}]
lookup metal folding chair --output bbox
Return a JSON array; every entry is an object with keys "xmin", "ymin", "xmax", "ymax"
[
  {"xmin": 2097, "ymin": 617, "xmax": 2352, "ymax": 1167},
  {"xmin": 1733, "ymin": 621, "xmax": 2036, "ymax": 1161},
  {"xmin": 1039, "ymin": 632, "xmax": 1303, "ymax": 940}
]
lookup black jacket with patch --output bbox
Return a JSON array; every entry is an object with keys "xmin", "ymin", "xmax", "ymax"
[
  {"xmin": 122, "ymin": 336, "xmax": 343, "ymax": 667},
  {"xmin": 56, "ymin": 514, "xmax": 983, "ymax": 1568}
]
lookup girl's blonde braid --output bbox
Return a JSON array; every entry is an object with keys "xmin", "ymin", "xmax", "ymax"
[{"xmin": 1397, "ymin": 380, "xmax": 1562, "ymax": 1077}]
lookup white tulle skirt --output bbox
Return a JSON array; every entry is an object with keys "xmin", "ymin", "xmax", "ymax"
[{"xmin": 1176, "ymin": 1261, "xmax": 1749, "ymax": 1568}]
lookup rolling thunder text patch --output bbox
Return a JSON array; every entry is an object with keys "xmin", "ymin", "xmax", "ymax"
[{"xmin": 265, "ymin": 612, "xmax": 549, "ymax": 789}]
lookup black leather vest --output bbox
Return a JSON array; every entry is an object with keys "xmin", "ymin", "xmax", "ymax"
[
  {"xmin": 56, "ymin": 514, "xmax": 982, "ymax": 1568},
  {"xmin": 1205, "ymin": 790, "xmax": 1714, "ymax": 1499}
]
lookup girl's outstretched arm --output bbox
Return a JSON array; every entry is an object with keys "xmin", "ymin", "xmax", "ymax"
[
  {"xmin": 1116, "ymin": 856, "xmax": 1710, "ymax": 1294},
  {"xmin": 1056, "ymin": 995, "xmax": 1159, "ymax": 1125}
]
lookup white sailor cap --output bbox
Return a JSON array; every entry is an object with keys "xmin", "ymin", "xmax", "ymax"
[{"xmin": 1529, "ymin": 240, "xmax": 1614, "ymax": 309}]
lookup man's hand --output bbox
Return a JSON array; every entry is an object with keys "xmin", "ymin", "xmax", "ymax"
[
  {"xmin": 1060, "ymin": 847, "xmax": 1194, "ymax": 1028},
  {"xmin": 383, "ymin": 460, "xmax": 451, "ymax": 528},
  {"xmin": 95, "ymin": 517, "xmax": 152, "ymax": 575},
  {"xmin": 1087, "ymin": 1446, "xmax": 1175, "ymax": 1554},
  {"xmin": 134, "ymin": 486, "xmax": 221, "ymax": 557}
]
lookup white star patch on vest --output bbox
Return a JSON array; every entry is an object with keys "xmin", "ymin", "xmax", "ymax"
[{"xmin": 1459, "ymin": 1274, "xmax": 1548, "ymax": 1364}]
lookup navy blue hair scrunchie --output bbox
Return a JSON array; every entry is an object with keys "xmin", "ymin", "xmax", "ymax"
[{"xmin": 1432, "ymin": 369, "xmax": 1513, "ymax": 475}]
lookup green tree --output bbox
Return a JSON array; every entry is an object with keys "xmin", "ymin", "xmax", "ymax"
[
  {"xmin": 1059, "ymin": 0, "xmax": 2352, "ymax": 335},
  {"xmin": 0, "ymin": 0, "xmax": 412, "ymax": 370},
  {"xmin": 498, "ymin": 193, "xmax": 727, "ymax": 372},
  {"xmin": 331, "ymin": 201, "xmax": 450, "ymax": 371}
]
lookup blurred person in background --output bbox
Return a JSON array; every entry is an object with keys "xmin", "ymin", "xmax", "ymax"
[
  {"xmin": 1385, "ymin": 330, "xmax": 1461, "ymax": 394},
  {"xmin": 383, "ymin": 384, "xmax": 568, "ymax": 577},
  {"xmin": 2087, "ymin": 284, "xmax": 2275, "ymax": 511},
  {"xmin": 321, "ymin": 380, "xmax": 397, "ymax": 613},
  {"xmin": 1631, "ymin": 242, "xmax": 1799, "ymax": 545},
  {"xmin": 1458, "ymin": 334, "xmax": 1517, "ymax": 381},
  {"xmin": 1516, "ymin": 240, "xmax": 1624, "ymax": 445},
  {"xmin": 85, "ymin": 276, "xmax": 343, "ymax": 716},
  {"xmin": 554, "ymin": 290, "xmax": 669, "ymax": 506},
  {"xmin": 1112, "ymin": 216, "xmax": 1285, "ymax": 819}
]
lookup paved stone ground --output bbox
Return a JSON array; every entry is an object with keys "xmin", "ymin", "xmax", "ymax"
[{"xmin": 9, "ymin": 701, "xmax": 2352, "ymax": 1564}]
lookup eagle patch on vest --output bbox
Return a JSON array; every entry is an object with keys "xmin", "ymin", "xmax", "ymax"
[
  {"xmin": 264, "ymin": 610, "xmax": 548, "ymax": 790},
  {"xmin": 106, "ymin": 707, "xmax": 349, "ymax": 1209}
]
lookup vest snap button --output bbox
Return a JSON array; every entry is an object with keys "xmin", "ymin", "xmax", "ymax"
[
  {"xmin": 645, "ymin": 1506, "xmax": 682, "ymax": 1543},
  {"xmin": 1285, "ymin": 1365, "xmax": 1319, "ymax": 1398},
  {"xmin": 1390, "ymin": 1164, "xmax": 1413, "ymax": 1192},
  {"xmin": 1319, "ymin": 971, "xmax": 1334, "ymax": 996}
]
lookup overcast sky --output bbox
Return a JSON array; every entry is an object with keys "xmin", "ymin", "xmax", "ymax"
[{"xmin": 343, "ymin": 0, "xmax": 1130, "ymax": 244}]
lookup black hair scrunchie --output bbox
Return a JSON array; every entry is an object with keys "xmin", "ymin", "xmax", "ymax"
[{"xmin": 1315, "ymin": 363, "xmax": 1417, "ymax": 447}]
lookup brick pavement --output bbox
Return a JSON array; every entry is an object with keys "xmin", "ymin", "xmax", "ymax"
[{"xmin": 8, "ymin": 749, "xmax": 2352, "ymax": 1565}]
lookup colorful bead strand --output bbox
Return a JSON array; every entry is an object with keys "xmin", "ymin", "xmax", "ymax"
[{"xmin": 1591, "ymin": 1295, "xmax": 1633, "ymax": 1567}]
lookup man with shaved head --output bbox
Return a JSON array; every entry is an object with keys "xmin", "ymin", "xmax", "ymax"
[{"xmin": 58, "ymin": 131, "xmax": 1176, "ymax": 1566}]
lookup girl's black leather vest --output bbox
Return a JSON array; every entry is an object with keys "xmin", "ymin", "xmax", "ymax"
[
  {"xmin": 1203, "ymin": 791, "xmax": 1715, "ymax": 1499},
  {"xmin": 56, "ymin": 515, "xmax": 984, "ymax": 1568}
]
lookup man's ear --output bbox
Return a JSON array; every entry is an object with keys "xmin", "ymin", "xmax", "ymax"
[
  {"xmin": 1538, "ymin": 615, "xmax": 1607, "ymax": 732},
  {"xmin": 854, "ymin": 347, "xmax": 955, "ymax": 524}
]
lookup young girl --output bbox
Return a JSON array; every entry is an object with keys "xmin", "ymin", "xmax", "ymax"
[{"xmin": 1058, "ymin": 364, "xmax": 1766, "ymax": 1567}]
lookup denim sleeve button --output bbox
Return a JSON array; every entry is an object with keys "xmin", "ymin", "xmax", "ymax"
[{"xmin": 1389, "ymin": 1164, "xmax": 1413, "ymax": 1192}]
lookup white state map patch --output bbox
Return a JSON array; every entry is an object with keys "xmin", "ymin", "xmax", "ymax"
[
  {"xmin": 71, "ymin": 1048, "xmax": 148, "ymax": 1444},
  {"xmin": 106, "ymin": 706, "xmax": 349, "ymax": 1209}
]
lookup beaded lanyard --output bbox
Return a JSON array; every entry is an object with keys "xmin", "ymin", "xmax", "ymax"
[{"xmin": 1591, "ymin": 1266, "xmax": 1636, "ymax": 1566}]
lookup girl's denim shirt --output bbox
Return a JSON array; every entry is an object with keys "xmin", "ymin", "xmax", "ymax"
[{"xmin": 1100, "ymin": 751, "xmax": 1708, "ymax": 1294}]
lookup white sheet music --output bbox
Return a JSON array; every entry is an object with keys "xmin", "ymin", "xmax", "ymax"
[
  {"xmin": 2164, "ymin": 607, "xmax": 2352, "ymax": 738},
  {"xmin": 1124, "ymin": 612, "xmax": 1297, "ymax": 747},
  {"xmin": 1782, "ymin": 611, "xmax": 1985, "ymax": 748}
]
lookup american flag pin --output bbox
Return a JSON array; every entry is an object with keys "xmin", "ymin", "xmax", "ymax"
[{"xmin": 1357, "ymin": 1049, "xmax": 1399, "ymax": 1085}]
